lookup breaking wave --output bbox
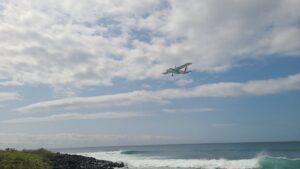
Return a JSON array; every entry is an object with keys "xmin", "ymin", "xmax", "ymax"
[
  {"xmin": 259, "ymin": 156, "xmax": 300, "ymax": 169},
  {"xmin": 78, "ymin": 150, "xmax": 300, "ymax": 169}
]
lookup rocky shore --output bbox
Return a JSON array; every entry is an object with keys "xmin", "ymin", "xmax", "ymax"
[
  {"xmin": 52, "ymin": 153, "xmax": 126, "ymax": 169},
  {"xmin": 1, "ymin": 148, "xmax": 125, "ymax": 169}
]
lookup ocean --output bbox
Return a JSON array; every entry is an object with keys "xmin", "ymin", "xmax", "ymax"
[{"xmin": 54, "ymin": 142, "xmax": 300, "ymax": 169}]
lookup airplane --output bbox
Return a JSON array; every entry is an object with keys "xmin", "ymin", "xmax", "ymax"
[{"xmin": 162, "ymin": 63, "xmax": 192, "ymax": 76}]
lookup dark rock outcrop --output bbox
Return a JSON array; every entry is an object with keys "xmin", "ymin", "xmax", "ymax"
[{"xmin": 52, "ymin": 153, "xmax": 125, "ymax": 169}]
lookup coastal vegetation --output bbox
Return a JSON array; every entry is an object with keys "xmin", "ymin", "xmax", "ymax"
[
  {"xmin": 0, "ymin": 148, "xmax": 53, "ymax": 169},
  {"xmin": 0, "ymin": 148, "xmax": 124, "ymax": 169}
]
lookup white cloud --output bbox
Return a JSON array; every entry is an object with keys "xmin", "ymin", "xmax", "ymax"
[
  {"xmin": 2, "ymin": 111, "xmax": 145, "ymax": 124},
  {"xmin": 157, "ymin": 0, "xmax": 300, "ymax": 71},
  {"xmin": 141, "ymin": 84, "xmax": 152, "ymax": 90},
  {"xmin": 176, "ymin": 78, "xmax": 193, "ymax": 86},
  {"xmin": 0, "ymin": 92, "xmax": 20, "ymax": 102},
  {"xmin": 0, "ymin": 0, "xmax": 299, "ymax": 90},
  {"xmin": 163, "ymin": 108, "xmax": 213, "ymax": 113},
  {"xmin": 16, "ymin": 90, "xmax": 164, "ymax": 112},
  {"xmin": 16, "ymin": 73, "xmax": 300, "ymax": 113}
]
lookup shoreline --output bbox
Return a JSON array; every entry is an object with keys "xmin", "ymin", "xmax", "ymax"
[{"xmin": 53, "ymin": 152, "xmax": 126, "ymax": 169}]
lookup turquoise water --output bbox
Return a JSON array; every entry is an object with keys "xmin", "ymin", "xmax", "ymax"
[{"xmin": 55, "ymin": 142, "xmax": 300, "ymax": 169}]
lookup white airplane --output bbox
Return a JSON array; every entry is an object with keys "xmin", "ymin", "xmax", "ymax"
[{"xmin": 162, "ymin": 63, "xmax": 192, "ymax": 76}]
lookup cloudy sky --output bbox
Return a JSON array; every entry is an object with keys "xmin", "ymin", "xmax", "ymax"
[{"xmin": 0, "ymin": 0, "xmax": 300, "ymax": 149}]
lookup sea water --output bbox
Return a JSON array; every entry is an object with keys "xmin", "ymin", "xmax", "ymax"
[{"xmin": 55, "ymin": 142, "xmax": 300, "ymax": 169}]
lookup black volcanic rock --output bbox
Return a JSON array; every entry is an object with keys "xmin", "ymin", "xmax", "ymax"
[{"xmin": 52, "ymin": 153, "xmax": 125, "ymax": 169}]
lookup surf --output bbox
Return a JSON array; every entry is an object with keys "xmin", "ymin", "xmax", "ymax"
[
  {"xmin": 78, "ymin": 150, "xmax": 300, "ymax": 169},
  {"xmin": 260, "ymin": 156, "xmax": 300, "ymax": 169}
]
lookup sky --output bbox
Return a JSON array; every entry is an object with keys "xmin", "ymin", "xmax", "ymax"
[{"xmin": 0, "ymin": 0, "xmax": 300, "ymax": 149}]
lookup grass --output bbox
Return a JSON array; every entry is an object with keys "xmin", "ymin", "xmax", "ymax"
[{"xmin": 0, "ymin": 148, "xmax": 54, "ymax": 169}]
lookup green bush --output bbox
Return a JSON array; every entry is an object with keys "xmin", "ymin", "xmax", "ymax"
[{"xmin": 0, "ymin": 148, "xmax": 54, "ymax": 169}]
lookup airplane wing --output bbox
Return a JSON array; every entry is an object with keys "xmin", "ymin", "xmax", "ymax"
[
  {"xmin": 162, "ymin": 68, "xmax": 172, "ymax": 74},
  {"xmin": 176, "ymin": 63, "xmax": 192, "ymax": 70}
]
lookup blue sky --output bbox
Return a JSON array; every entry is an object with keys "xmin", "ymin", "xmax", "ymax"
[{"xmin": 0, "ymin": 0, "xmax": 300, "ymax": 148}]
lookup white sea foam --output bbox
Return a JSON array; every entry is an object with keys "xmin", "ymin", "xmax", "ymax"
[{"xmin": 78, "ymin": 151, "xmax": 261, "ymax": 169}]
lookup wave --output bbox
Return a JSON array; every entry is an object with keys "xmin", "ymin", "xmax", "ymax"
[
  {"xmin": 77, "ymin": 151, "xmax": 300, "ymax": 169},
  {"xmin": 120, "ymin": 150, "xmax": 153, "ymax": 155},
  {"xmin": 260, "ymin": 156, "xmax": 300, "ymax": 169}
]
